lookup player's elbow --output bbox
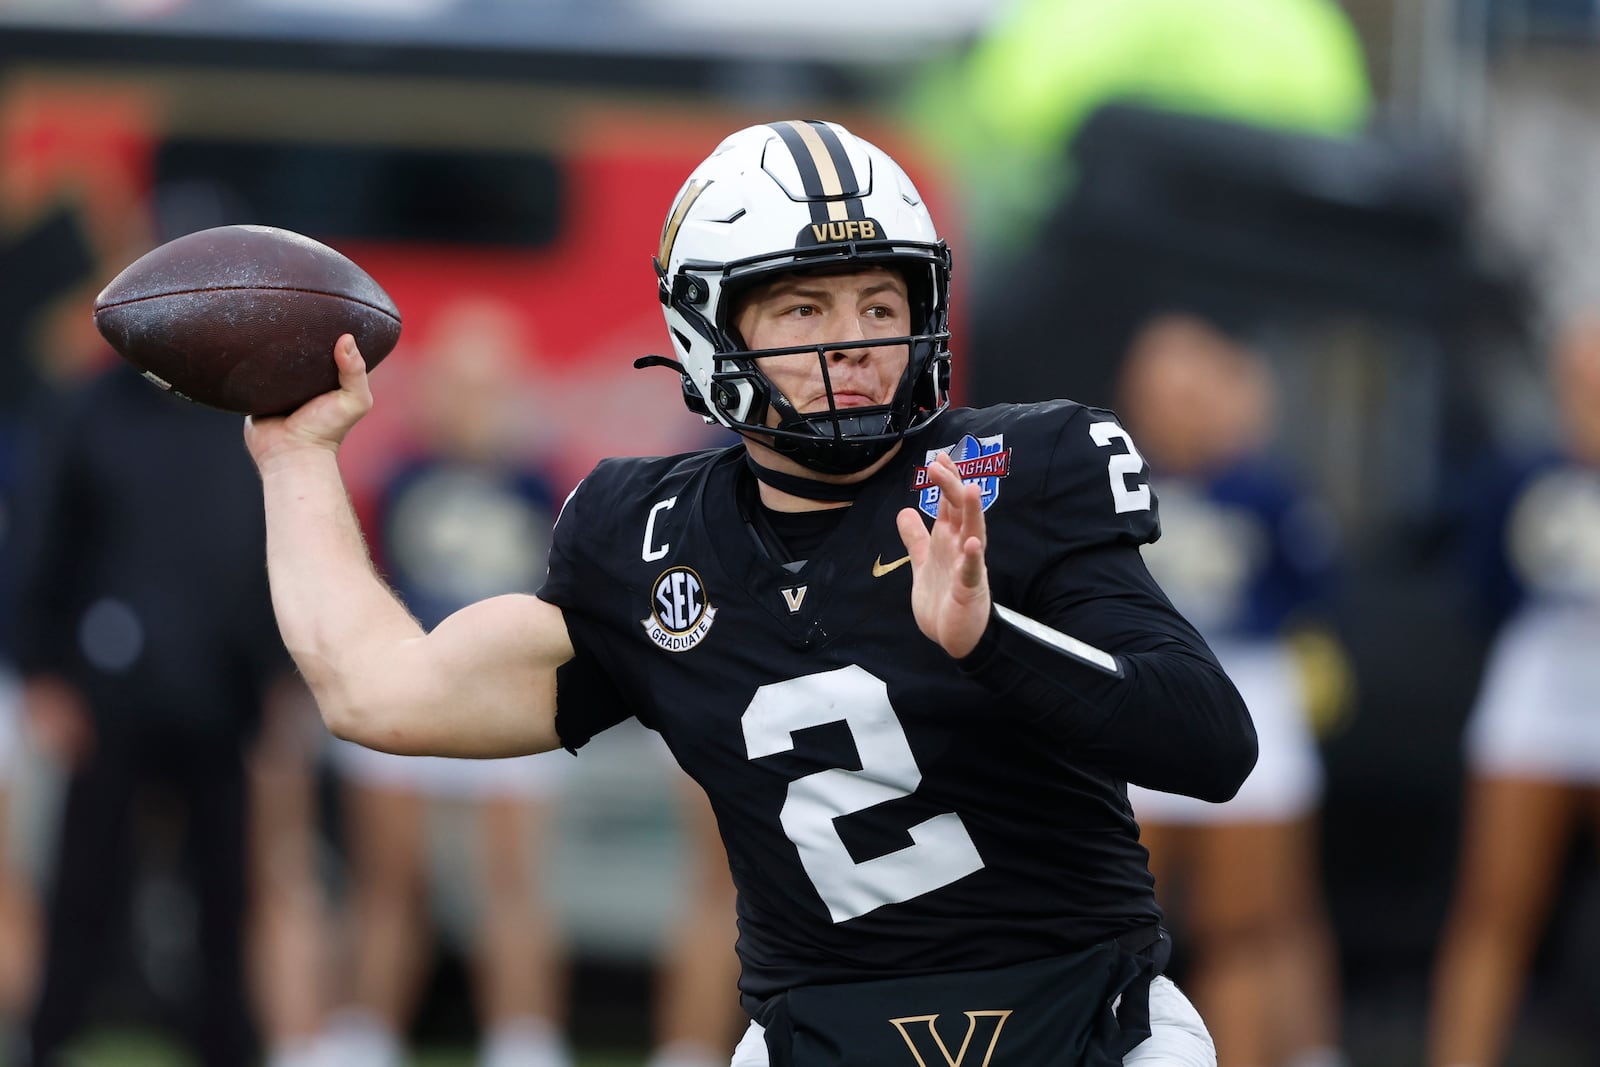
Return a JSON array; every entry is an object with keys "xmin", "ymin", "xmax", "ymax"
[
  {"xmin": 313, "ymin": 683, "xmax": 380, "ymax": 748},
  {"xmin": 1196, "ymin": 707, "xmax": 1260, "ymax": 803},
  {"xmin": 300, "ymin": 664, "xmax": 410, "ymax": 752},
  {"xmin": 291, "ymin": 636, "xmax": 431, "ymax": 750},
  {"xmin": 318, "ymin": 681, "xmax": 435, "ymax": 755},
  {"xmin": 1139, "ymin": 684, "xmax": 1259, "ymax": 804},
  {"xmin": 321, "ymin": 690, "xmax": 426, "ymax": 755},
  {"xmin": 321, "ymin": 695, "xmax": 372, "ymax": 746}
]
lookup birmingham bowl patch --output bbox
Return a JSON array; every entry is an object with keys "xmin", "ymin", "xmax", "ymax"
[{"xmin": 915, "ymin": 434, "xmax": 1011, "ymax": 519}]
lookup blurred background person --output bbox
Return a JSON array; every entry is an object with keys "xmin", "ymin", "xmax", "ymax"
[
  {"xmin": 319, "ymin": 297, "xmax": 574, "ymax": 1067},
  {"xmin": 0, "ymin": 658, "xmax": 32, "ymax": 1054},
  {"xmin": 247, "ymin": 670, "xmax": 333, "ymax": 1067},
  {"xmin": 1118, "ymin": 312, "xmax": 1351, "ymax": 1067},
  {"xmin": 1421, "ymin": 63, "xmax": 1600, "ymax": 1067},
  {"xmin": 0, "ymin": 407, "xmax": 41, "ymax": 1058},
  {"xmin": 1426, "ymin": 309, "xmax": 1600, "ymax": 1067},
  {"xmin": 10, "ymin": 350, "xmax": 301, "ymax": 1067},
  {"xmin": 641, "ymin": 782, "xmax": 742, "ymax": 1067}
]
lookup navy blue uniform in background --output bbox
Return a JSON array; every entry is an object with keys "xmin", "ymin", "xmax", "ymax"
[{"xmin": 374, "ymin": 457, "xmax": 557, "ymax": 629}]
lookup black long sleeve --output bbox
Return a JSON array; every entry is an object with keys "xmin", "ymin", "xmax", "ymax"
[{"xmin": 961, "ymin": 543, "xmax": 1258, "ymax": 801}]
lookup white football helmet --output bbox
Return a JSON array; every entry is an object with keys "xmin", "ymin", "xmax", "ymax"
[{"xmin": 642, "ymin": 120, "xmax": 952, "ymax": 475}]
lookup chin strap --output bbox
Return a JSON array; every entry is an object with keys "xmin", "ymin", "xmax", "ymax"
[{"xmin": 743, "ymin": 454, "xmax": 867, "ymax": 503}]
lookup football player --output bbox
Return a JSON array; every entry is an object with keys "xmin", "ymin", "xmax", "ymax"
[{"xmin": 245, "ymin": 120, "xmax": 1258, "ymax": 1066}]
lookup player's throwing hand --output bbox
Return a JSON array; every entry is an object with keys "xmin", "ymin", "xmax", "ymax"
[
  {"xmin": 244, "ymin": 334, "xmax": 374, "ymax": 469},
  {"xmin": 897, "ymin": 451, "xmax": 992, "ymax": 659}
]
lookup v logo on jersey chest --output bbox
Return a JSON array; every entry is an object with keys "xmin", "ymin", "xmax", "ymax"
[{"xmin": 780, "ymin": 586, "xmax": 808, "ymax": 613}]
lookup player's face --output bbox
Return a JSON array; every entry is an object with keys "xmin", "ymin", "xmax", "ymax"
[{"xmin": 734, "ymin": 266, "xmax": 911, "ymax": 422}]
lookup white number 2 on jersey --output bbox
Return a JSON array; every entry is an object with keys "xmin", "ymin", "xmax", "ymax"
[
  {"xmin": 742, "ymin": 666, "xmax": 985, "ymax": 923},
  {"xmin": 1089, "ymin": 421, "xmax": 1152, "ymax": 513}
]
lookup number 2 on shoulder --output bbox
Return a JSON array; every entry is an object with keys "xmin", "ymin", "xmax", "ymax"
[{"xmin": 1088, "ymin": 421, "xmax": 1152, "ymax": 513}]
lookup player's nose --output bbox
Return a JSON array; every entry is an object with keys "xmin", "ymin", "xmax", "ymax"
[{"xmin": 825, "ymin": 321, "xmax": 873, "ymax": 363}]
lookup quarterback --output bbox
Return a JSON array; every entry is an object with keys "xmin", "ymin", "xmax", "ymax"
[{"xmin": 247, "ymin": 120, "xmax": 1258, "ymax": 1066}]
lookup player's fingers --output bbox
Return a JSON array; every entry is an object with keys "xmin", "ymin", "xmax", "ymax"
[
  {"xmin": 958, "ymin": 478, "xmax": 986, "ymax": 545},
  {"xmin": 936, "ymin": 468, "xmax": 986, "ymax": 591},
  {"xmin": 335, "ymin": 334, "xmax": 366, "ymax": 384},
  {"xmin": 333, "ymin": 334, "xmax": 374, "ymax": 414},
  {"xmin": 896, "ymin": 506, "xmax": 930, "ymax": 564},
  {"xmin": 929, "ymin": 455, "xmax": 982, "ymax": 541},
  {"xmin": 959, "ymin": 535, "xmax": 987, "ymax": 590},
  {"xmin": 930, "ymin": 453, "xmax": 964, "ymax": 526}
]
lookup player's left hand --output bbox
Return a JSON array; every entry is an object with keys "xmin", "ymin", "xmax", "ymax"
[{"xmin": 896, "ymin": 451, "xmax": 991, "ymax": 659}]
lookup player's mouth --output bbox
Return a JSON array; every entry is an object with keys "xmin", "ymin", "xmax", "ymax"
[{"xmin": 827, "ymin": 391, "xmax": 879, "ymax": 408}]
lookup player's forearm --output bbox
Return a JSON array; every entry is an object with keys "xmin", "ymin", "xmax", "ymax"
[
  {"xmin": 258, "ymin": 445, "xmax": 424, "ymax": 739},
  {"xmin": 1078, "ymin": 647, "xmax": 1258, "ymax": 800},
  {"xmin": 959, "ymin": 607, "xmax": 1258, "ymax": 801}
]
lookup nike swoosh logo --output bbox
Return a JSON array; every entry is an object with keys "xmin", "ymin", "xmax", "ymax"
[{"xmin": 872, "ymin": 554, "xmax": 911, "ymax": 578}]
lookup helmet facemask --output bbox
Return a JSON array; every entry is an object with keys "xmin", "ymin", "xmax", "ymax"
[
  {"xmin": 646, "ymin": 121, "xmax": 954, "ymax": 476},
  {"xmin": 696, "ymin": 254, "xmax": 951, "ymax": 475}
]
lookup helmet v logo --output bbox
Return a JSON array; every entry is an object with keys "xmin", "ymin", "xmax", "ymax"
[
  {"xmin": 888, "ymin": 1010, "xmax": 1013, "ymax": 1067},
  {"xmin": 781, "ymin": 586, "xmax": 808, "ymax": 613}
]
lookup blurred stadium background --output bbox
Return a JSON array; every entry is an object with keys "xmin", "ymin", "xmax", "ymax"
[{"xmin": 2, "ymin": 1, "xmax": 1599, "ymax": 1065}]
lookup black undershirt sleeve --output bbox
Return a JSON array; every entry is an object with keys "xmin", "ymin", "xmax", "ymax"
[
  {"xmin": 552, "ymin": 607, "xmax": 640, "ymax": 753},
  {"xmin": 959, "ymin": 543, "xmax": 1258, "ymax": 802}
]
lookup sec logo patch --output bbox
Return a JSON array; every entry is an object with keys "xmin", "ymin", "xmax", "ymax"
[{"xmin": 642, "ymin": 566, "xmax": 718, "ymax": 652}]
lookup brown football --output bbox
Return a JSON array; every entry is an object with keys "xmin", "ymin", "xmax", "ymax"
[{"xmin": 93, "ymin": 224, "xmax": 402, "ymax": 416}]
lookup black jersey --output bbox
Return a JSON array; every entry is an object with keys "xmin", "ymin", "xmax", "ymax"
[{"xmin": 541, "ymin": 401, "xmax": 1247, "ymax": 998}]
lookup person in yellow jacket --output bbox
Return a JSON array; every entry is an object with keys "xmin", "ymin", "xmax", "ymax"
[{"xmin": 907, "ymin": 0, "xmax": 1372, "ymax": 258}]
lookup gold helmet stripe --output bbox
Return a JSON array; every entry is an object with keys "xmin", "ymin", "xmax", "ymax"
[
  {"xmin": 769, "ymin": 120, "xmax": 866, "ymax": 225},
  {"xmin": 658, "ymin": 178, "xmax": 711, "ymax": 265},
  {"xmin": 782, "ymin": 120, "xmax": 852, "ymax": 222}
]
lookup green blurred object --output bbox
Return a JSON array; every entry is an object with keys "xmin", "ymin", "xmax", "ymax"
[
  {"xmin": 62, "ymin": 1030, "xmax": 191, "ymax": 1067},
  {"xmin": 907, "ymin": 0, "xmax": 1372, "ymax": 253}
]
